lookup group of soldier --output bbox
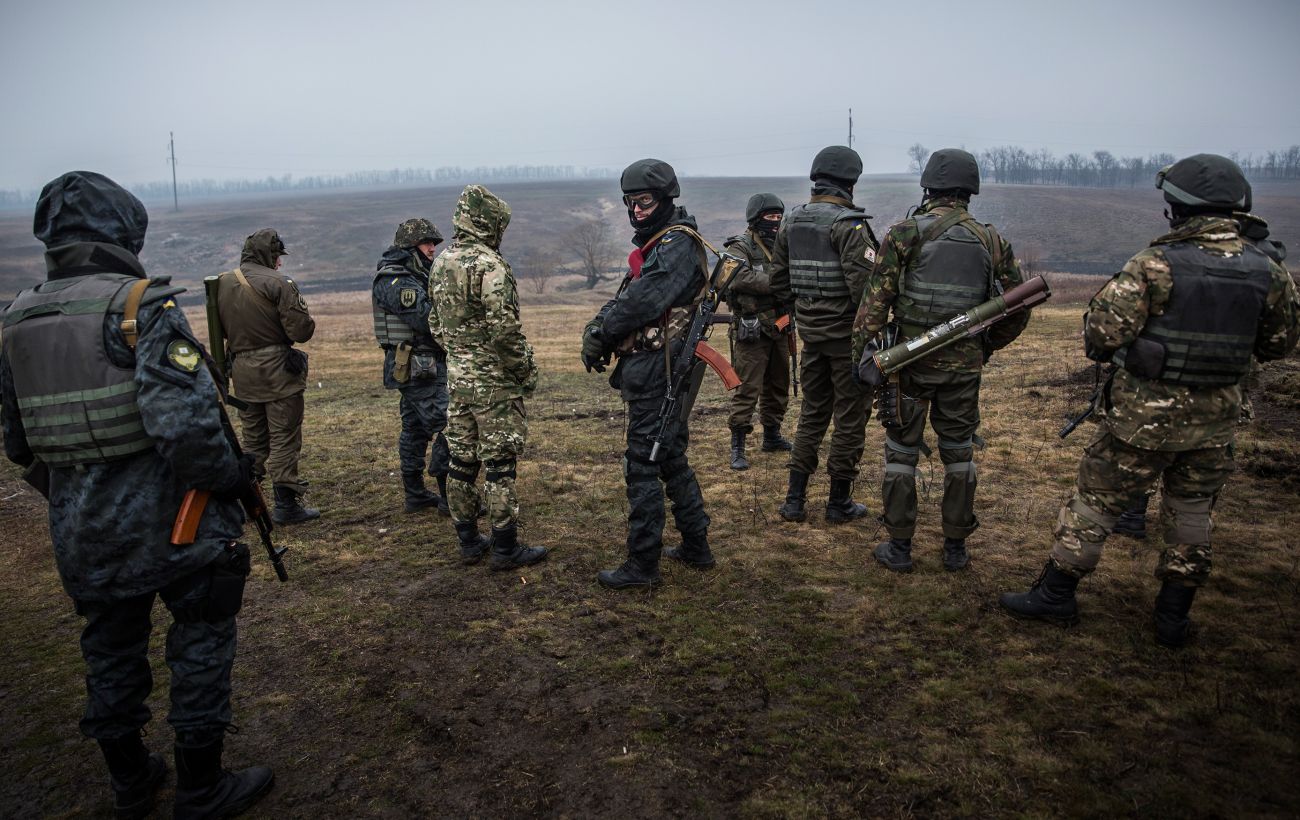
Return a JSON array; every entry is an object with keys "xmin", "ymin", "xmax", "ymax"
[{"xmin": 1, "ymin": 143, "xmax": 1296, "ymax": 816}]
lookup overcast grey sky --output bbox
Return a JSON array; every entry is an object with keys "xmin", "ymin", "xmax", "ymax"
[{"xmin": 2, "ymin": 0, "xmax": 1297, "ymax": 190}]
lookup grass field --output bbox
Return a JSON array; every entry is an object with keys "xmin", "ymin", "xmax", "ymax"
[{"xmin": 1, "ymin": 291, "xmax": 1297, "ymax": 817}]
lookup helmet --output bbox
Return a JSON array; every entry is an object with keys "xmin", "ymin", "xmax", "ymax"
[
  {"xmin": 809, "ymin": 146, "xmax": 862, "ymax": 185},
  {"xmin": 620, "ymin": 159, "xmax": 680, "ymax": 198},
  {"xmin": 921, "ymin": 149, "xmax": 980, "ymax": 195},
  {"xmin": 394, "ymin": 217, "xmax": 443, "ymax": 249},
  {"xmin": 745, "ymin": 193, "xmax": 785, "ymax": 224},
  {"xmin": 1156, "ymin": 154, "xmax": 1248, "ymax": 210}
]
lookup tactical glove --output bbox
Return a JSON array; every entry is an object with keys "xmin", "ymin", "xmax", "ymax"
[
  {"xmin": 215, "ymin": 453, "xmax": 257, "ymax": 500},
  {"xmin": 581, "ymin": 320, "xmax": 609, "ymax": 373}
]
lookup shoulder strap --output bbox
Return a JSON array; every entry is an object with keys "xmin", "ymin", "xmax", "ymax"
[
  {"xmin": 750, "ymin": 231, "xmax": 774, "ymax": 263},
  {"xmin": 231, "ymin": 267, "xmax": 279, "ymax": 311},
  {"xmin": 120, "ymin": 278, "xmax": 152, "ymax": 350},
  {"xmin": 919, "ymin": 207, "xmax": 973, "ymax": 245}
]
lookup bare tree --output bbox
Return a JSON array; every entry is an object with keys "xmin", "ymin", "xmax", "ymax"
[
  {"xmin": 566, "ymin": 217, "xmax": 618, "ymax": 289},
  {"xmin": 515, "ymin": 248, "xmax": 559, "ymax": 295},
  {"xmin": 907, "ymin": 143, "xmax": 929, "ymax": 175},
  {"xmin": 1017, "ymin": 242, "xmax": 1043, "ymax": 278}
]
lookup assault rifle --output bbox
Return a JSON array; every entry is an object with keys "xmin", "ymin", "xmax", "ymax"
[
  {"xmin": 648, "ymin": 253, "xmax": 745, "ymax": 462},
  {"xmin": 1059, "ymin": 363, "xmax": 1116, "ymax": 439},
  {"xmin": 708, "ymin": 310, "xmax": 799, "ymax": 397}
]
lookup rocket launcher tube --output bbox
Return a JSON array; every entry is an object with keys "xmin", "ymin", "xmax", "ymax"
[{"xmin": 868, "ymin": 275, "xmax": 1051, "ymax": 377}]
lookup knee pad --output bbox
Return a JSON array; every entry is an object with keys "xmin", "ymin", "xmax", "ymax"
[
  {"xmin": 659, "ymin": 455, "xmax": 693, "ymax": 482},
  {"xmin": 623, "ymin": 455, "xmax": 660, "ymax": 485},
  {"xmin": 1161, "ymin": 494, "xmax": 1213, "ymax": 545},
  {"xmin": 448, "ymin": 456, "xmax": 481, "ymax": 484},
  {"xmin": 484, "ymin": 457, "xmax": 517, "ymax": 483},
  {"xmin": 885, "ymin": 435, "xmax": 922, "ymax": 466}
]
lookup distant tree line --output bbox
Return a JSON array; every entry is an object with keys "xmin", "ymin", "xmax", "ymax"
[
  {"xmin": 906, "ymin": 143, "xmax": 1300, "ymax": 187},
  {"xmin": 0, "ymin": 164, "xmax": 616, "ymax": 208}
]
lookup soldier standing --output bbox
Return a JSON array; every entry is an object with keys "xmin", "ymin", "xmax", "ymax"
[
  {"xmin": 0, "ymin": 171, "xmax": 273, "ymax": 818},
  {"xmin": 216, "ymin": 229, "xmax": 319, "ymax": 524},
  {"xmin": 372, "ymin": 218, "xmax": 452, "ymax": 514},
  {"xmin": 853, "ymin": 149, "xmax": 1029, "ymax": 572},
  {"xmin": 770, "ymin": 146, "xmax": 878, "ymax": 523},
  {"xmin": 999, "ymin": 154, "xmax": 1299, "ymax": 646},
  {"xmin": 581, "ymin": 159, "xmax": 714, "ymax": 589},
  {"xmin": 723, "ymin": 193, "xmax": 794, "ymax": 470},
  {"xmin": 428, "ymin": 185, "xmax": 548, "ymax": 569}
]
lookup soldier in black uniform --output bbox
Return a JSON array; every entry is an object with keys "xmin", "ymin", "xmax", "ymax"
[
  {"xmin": 581, "ymin": 159, "xmax": 714, "ymax": 589},
  {"xmin": 372, "ymin": 218, "xmax": 452, "ymax": 514},
  {"xmin": 0, "ymin": 172, "xmax": 273, "ymax": 819},
  {"xmin": 723, "ymin": 193, "xmax": 794, "ymax": 470}
]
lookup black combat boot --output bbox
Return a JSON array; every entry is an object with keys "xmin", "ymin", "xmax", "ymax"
[
  {"xmin": 779, "ymin": 470, "xmax": 809, "ymax": 522},
  {"xmin": 729, "ymin": 430, "xmax": 750, "ymax": 471},
  {"xmin": 173, "ymin": 737, "xmax": 274, "ymax": 820},
  {"xmin": 1113, "ymin": 495, "xmax": 1149, "ymax": 540},
  {"xmin": 597, "ymin": 559, "xmax": 662, "ymax": 589},
  {"xmin": 825, "ymin": 478, "xmax": 868, "ymax": 523},
  {"xmin": 454, "ymin": 520, "xmax": 490, "ymax": 565},
  {"xmin": 873, "ymin": 537, "xmax": 913, "ymax": 572},
  {"xmin": 761, "ymin": 424, "xmax": 793, "ymax": 452},
  {"xmin": 402, "ymin": 471, "xmax": 441, "ymax": 513},
  {"xmin": 1153, "ymin": 581, "xmax": 1197, "ymax": 648},
  {"xmin": 98, "ymin": 732, "xmax": 168, "ymax": 820},
  {"xmin": 664, "ymin": 533, "xmax": 716, "ymax": 569},
  {"xmin": 999, "ymin": 562, "xmax": 1081, "ymax": 626},
  {"xmin": 488, "ymin": 523, "xmax": 548, "ymax": 570},
  {"xmin": 942, "ymin": 537, "xmax": 970, "ymax": 571},
  {"xmin": 271, "ymin": 486, "xmax": 320, "ymax": 525}
]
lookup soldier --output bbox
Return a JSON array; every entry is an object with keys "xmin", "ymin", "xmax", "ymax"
[
  {"xmin": 722, "ymin": 193, "xmax": 794, "ymax": 470},
  {"xmin": 853, "ymin": 149, "xmax": 1029, "ymax": 572},
  {"xmin": 770, "ymin": 146, "xmax": 878, "ymax": 523},
  {"xmin": 0, "ymin": 171, "xmax": 273, "ymax": 818},
  {"xmin": 372, "ymin": 218, "xmax": 452, "ymax": 514},
  {"xmin": 216, "ymin": 228, "xmax": 319, "ymax": 524},
  {"xmin": 1000, "ymin": 154, "xmax": 1299, "ymax": 647},
  {"xmin": 428, "ymin": 185, "xmax": 548, "ymax": 569},
  {"xmin": 581, "ymin": 159, "xmax": 714, "ymax": 589}
]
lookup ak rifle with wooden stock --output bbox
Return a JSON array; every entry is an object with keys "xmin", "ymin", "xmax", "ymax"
[{"xmin": 709, "ymin": 310, "xmax": 799, "ymax": 397}]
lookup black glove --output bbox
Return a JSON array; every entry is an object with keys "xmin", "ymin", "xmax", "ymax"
[
  {"xmin": 581, "ymin": 320, "xmax": 608, "ymax": 373},
  {"xmin": 215, "ymin": 453, "xmax": 256, "ymax": 500}
]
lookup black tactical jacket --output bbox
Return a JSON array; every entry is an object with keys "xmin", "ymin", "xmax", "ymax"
[{"xmin": 372, "ymin": 246, "xmax": 444, "ymax": 390}]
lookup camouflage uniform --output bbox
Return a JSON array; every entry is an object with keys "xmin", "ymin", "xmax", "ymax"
[
  {"xmin": 724, "ymin": 229, "xmax": 792, "ymax": 437},
  {"xmin": 1050, "ymin": 215, "xmax": 1298, "ymax": 584},
  {"xmin": 0, "ymin": 172, "xmax": 270, "ymax": 816},
  {"xmin": 428, "ymin": 186, "xmax": 538, "ymax": 534},
  {"xmin": 852, "ymin": 197, "xmax": 1027, "ymax": 547},
  {"xmin": 372, "ymin": 226, "xmax": 450, "ymax": 509}
]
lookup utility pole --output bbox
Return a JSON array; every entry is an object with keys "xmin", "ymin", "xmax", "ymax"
[
  {"xmin": 168, "ymin": 132, "xmax": 179, "ymax": 212},
  {"xmin": 847, "ymin": 109, "xmax": 854, "ymax": 150}
]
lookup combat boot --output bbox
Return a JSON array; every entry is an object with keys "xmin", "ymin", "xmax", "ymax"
[
  {"xmin": 873, "ymin": 537, "xmax": 913, "ymax": 572},
  {"xmin": 761, "ymin": 424, "xmax": 793, "ymax": 452},
  {"xmin": 271, "ymin": 486, "xmax": 320, "ymax": 525},
  {"xmin": 942, "ymin": 537, "xmax": 970, "ymax": 571},
  {"xmin": 597, "ymin": 559, "xmax": 662, "ymax": 589},
  {"xmin": 98, "ymin": 732, "xmax": 168, "ymax": 820},
  {"xmin": 729, "ymin": 430, "xmax": 750, "ymax": 471},
  {"xmin": 825, "ymin": 478, "xmax": 868, "ymax": 523},
  {"xmin": 454, "ymin": 520, "xmax": 490, "ymax": 565},
  {"xmin": 779, "ymin": 470, "xmax": 809, "ymax": 522},
  {"xmin": 173, "ymin": 737, "xmax": 274, "ymax": 820},
  {"xmin": 1153, "ymin": 581, "xmax": 1197, "ymax": 648},
  {"xmin": 999, "ymin": 562, "xmax": 1081, "ymax": 626},
  {"xmin": 664, "ymin": 533, "xmax": 716, "ymax": 569},
  {"xmin": 1112, "ymin": 496, "xmax": 1149, "ymax": 540},
  {"xmin": 402, "ymin": 471, "xmax": 441, "ymax": 513},
  {"xmin": 488, "ymin": 524, "xmax": 548, "ymax": 570}
]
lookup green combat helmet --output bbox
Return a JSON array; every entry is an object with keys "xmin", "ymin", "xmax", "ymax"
[
  {"xmin": 1156, "ymin": 153, "xmax": 1249, "ymax": 210},
  {"xmin": 921, "ymin": 149, "xmax": 981, "ymax": 195},
  {"xmin": 394, "ymin": 217, "xmax": 443, "ymax": 249},
  {"xmin": 810, "ymin": 146, "xmax": 862, "ymax": 185},
  {"xmin": 745, "ymin": 193, "xmax": 785, "ymax": 224},
  {"xmin": 621, "ymin": 159, "xmax": 680, "ymax": 197}
]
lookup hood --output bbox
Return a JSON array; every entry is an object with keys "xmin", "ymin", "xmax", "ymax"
[
  {"xmin": 376, "ymin": 244, "xmax": 429, "ymax": 275},
  {"xmin": 452, "ymin": 184, "xmax": 511, "ymax": 249},
  {"xmin": 33, "ymin": 171, "xmax": 149, "ymax": 255},
  {"xmin": 240, "ymin": 228, "xmax": 288, "ymax": 269}
]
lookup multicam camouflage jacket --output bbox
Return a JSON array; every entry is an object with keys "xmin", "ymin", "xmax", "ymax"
[
  {"xmin": 1089, "ymin": 214, "xmax": 1299, "ymax": 451},
  {"xmin": 428, "ymin": 185, "xmax": 538, "ymax": 405},
  {"xmin": 852, "ymin": 198, "xmax": 1026, "ymax": 373}
]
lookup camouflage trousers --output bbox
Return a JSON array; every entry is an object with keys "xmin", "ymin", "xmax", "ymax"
[
  {"xmin": 727, "ymin": 328, "xmax": 791, "ymax": 433},
  {"xmin": 397, "ymin": 376, "xmax": 449, "ymax": 478},
  {"xmin": 623, "ymin": 397, "xmax": 710, "ymax": 571},
  {"xmin": 882, "ymin": 365, "xmax": 981, "ymax": 540},
  {"xmin": 1051, "ymin": 430, "xmax": 1234, "ymax": 587},
  {"xmin": 445, "ymin": 396, "xmax": 527, "ymax": 530},
  {"xmin": 789, "ymin": 337, "xmax": 868, "ymax": 480},
  {"xmin": 239, "ymin": 391, "xmax": 305, "ymax": 492},
  {"xmin": 74, "ymin": 561, "xmax": 238, "ymax": 747}
]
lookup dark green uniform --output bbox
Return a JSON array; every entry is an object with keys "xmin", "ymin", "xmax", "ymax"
[{"xmin": 724, "ymin": 229, "xmax": 792, "ymax": 435}]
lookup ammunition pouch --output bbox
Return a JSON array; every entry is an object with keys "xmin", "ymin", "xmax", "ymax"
[
  {"xmin": 876, "ymin": 380, "xmax": 902, "ymax": 430},
  {"xmin": 736, "ymin": 316, "xmax": 763, "ymax": 343},
  {"xmin": 409, "ymin": 350, "xmax": 439, "ymax": 381},
  {"xmin": 393, "ymin": 342, "xmax": 412, "ymax": 383},
  {"xmin": 171, "ymin": 542, "xmax": 251, "ymax": 623},
  {"xmin": 285, "ymin": 347, "xmax": 309, "ymax": 377},
  {"xmin": 1119, "ymin": 336, "xmax": 1166, "ymax": 380}
]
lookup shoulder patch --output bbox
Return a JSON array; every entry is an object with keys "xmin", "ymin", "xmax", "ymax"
[
  {"xmin": 400, "ymin": 287, "xmax": 417, "ymax": 308},
  {"xmin": 864, "ymin": 247, "xmax": 877, "ymax": 263},
  {"xmin": 166, "ymin": 339, "xmax": 201, "ymax": 373}
]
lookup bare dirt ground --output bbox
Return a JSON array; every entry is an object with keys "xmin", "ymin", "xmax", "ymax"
[{"xmin": 1, "ymin": 294, "xmax": 1298, "ymax": 818}]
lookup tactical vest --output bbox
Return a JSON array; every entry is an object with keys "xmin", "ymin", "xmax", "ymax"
[
  {"xmin": 1115, "ymin": 242, "xmax": 1272, "ymax": 386},
  {"xmin": 617, "ymin": 226, "xmax": 709, "ymax": 355},
  {"xmin": 2, "ymin": 274, "xmax": 154, "ymax": 466},
  {"xmin": 786, "ymin": 201, "xmax": 861, "ymax": 299},
  {"xmin": 372, "ymin": 269, "xmax": 419, "ymax": 347},
  {"xmin": 895, "ymin": 211, "xmax": 994, "ymax": 330}
]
